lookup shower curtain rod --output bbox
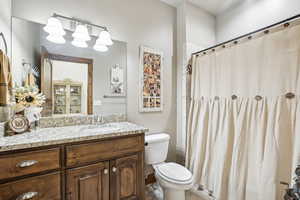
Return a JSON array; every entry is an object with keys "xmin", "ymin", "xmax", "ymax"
[{"xmin": 192, "ymin": 14, "xmax": 300, "ymax": 56}]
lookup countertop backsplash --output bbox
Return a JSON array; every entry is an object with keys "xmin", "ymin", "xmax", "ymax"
[
  {"xmin": 0, "ymin": 113, "xmax": 127, "ymax": 137},
  {"xmin": 38, "ymin": 114, "xmax": 127, "ymax": 128}
]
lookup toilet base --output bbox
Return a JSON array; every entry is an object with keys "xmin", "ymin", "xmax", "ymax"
[{"xmin": 163, "ymin": 188, "xmax": 186, "ymax": 200}]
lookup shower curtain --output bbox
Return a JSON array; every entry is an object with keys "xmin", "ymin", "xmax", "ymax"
[{"xmin": 186, "ymin": 23, "xmax": 300, "ymax": 200}]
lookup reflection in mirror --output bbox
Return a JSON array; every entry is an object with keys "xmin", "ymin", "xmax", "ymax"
[
  {"xmin": 41, "ymin": 53, "xmax": 93, "ymax": 116},
  {"xmin": 11, "ymin": 17, "xmax": 127, "ymax": 117},
  {"xmin": 52, "ymin": 62, "xmax": 87, "ymax": 115}
]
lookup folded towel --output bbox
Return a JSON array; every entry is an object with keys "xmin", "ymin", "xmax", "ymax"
[
  {"xmin": 24, "ymin": 72, "xmax": 36, "ymax": 87},
  {"xmin": 0, "ymin": 49, "xmax": 13, "ymax": 105}
]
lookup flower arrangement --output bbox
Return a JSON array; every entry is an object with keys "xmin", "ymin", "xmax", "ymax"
[{"xmin": 13, "ymin": 86, "xmax": 46, "ymax": 113}]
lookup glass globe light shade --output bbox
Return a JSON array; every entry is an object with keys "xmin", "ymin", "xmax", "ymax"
[
  {"xmin": 43, "ymin": 17, "xmax": 65, "ymax": 36},
  {"xmin": 97, "ymin": 30, "xmax": 113, "ymax": 46},
  {"xmin": 93, "ymin": 43, "xmax": 108, "ymax": 52},
  {"xmin": 71, "ymin": 38, "xmax": 88, "ymax": 48},
  {"xmin": 72, "ymin": 25, "xmax": 91, "ymax": 41},
  {"xmin": 46, "ymin": 34, "xmax": 66, "ymax": 44}
]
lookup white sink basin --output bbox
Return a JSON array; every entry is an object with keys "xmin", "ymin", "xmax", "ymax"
[{"xmin": 79, "ymin": 124, "xmax": 121, "ymax": 132}]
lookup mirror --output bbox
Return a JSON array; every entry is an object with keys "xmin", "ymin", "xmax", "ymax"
[
  {"xmin": 41, "ymin": 52, "xmax": 93, "ymax": 116},
  {"xmin": 11, "ymin": 16, "xmax": 127, "ymax": 117}
]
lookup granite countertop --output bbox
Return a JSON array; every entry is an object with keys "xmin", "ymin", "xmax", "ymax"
[{"xmin": 0, "ymin": 122, "xmax": 148, "ymax": 152}]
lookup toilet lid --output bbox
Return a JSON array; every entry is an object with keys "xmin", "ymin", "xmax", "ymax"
[{"xmin": 156, "ymin": 162, "xmax": 192, "ymax": 183}]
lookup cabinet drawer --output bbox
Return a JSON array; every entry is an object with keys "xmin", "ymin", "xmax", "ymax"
[
  {"xmin": 66, "ymin": 135, "xmax": 144, "ymax": 167},
  {"xmin": 0, "ymin": 148, "xmax": 60, "ymax": 180},
  {"xmin": 0, "ymin": 172, "xmax": 61, "ymax": 200}
]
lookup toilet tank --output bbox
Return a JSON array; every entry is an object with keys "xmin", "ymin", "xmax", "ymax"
[{"xmin": 145, "ymin": 133, "xmax": 170, "ymax": 165}]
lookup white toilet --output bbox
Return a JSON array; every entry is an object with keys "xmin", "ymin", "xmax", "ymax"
[{"xmin": 145, "ymin": 133, "xmax": 193, "ymax": 200}]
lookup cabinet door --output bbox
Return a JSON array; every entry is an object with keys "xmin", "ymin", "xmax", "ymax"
[
  {"xmin": 111, "ymin": 153, "xmax": 145, "ymax": 200},
  {"xmin": 67, "ymin": 162, "xmax": 109, "ymax": 200}
]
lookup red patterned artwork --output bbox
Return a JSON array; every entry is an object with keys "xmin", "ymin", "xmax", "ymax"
[{"xmin": 139, "ymin": 46, "xmax": 163, "ymax": 112}]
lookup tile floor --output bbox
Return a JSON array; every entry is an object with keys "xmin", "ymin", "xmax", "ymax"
[
  {"xmin": 145, "ymin": 183, "xmax": 163, "ymax": 200},
  {"xmin": 145, "ymin": 183, "xmax": 195, "ymax": 200}
]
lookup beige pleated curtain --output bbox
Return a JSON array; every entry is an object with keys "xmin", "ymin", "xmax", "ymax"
[{"xmin": 186, "ymin": 23, "xmax": 300, "ymax": 200}]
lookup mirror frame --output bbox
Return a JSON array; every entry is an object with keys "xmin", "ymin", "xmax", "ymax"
[{"xmin": 41, "ymin": 48, "xmax": 93, "ymax": 115}]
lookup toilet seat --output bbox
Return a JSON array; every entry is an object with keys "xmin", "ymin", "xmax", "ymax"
[{"xmin": 156, "ymin": 162, "xmax": 193, "ymax": 185}]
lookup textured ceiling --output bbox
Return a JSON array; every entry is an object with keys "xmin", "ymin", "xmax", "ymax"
[{"xmin": 161, "ymin": 0, "xmax": 245, "ymax": 15}]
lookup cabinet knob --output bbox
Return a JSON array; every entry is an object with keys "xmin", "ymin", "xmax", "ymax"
[
  {"xmin": 112, "ymin": 167, "xmax": 117, "ymax": 173},
  {"xmin": 103, "ymin": 169, "xmax": 108, "ymax": 174},
  {"xmin": 16, "ymin": 160, "xmax": 39, "ymax": 168},
  {"xmin": 16, "ymin": 192, "xmax": 38, "ymax": 200}
]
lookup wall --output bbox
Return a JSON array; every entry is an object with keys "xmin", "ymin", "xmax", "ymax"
[
  {"xmin": 176, "ymin": 2, "xmax": 187, "ymax": 162},
  {"xmin": 11, "ymin": 17, "xmax": 41, "ymax": 86},
  {"xmin": 176, "ymin": 2, "xmax": 216, "ymax": 161},
  {"xmin": 12, "ymin": 0, "xmax": 177, "ymax": 160},
  {"xmin": 0, "ymin": 0, "xmax": 11, "ymax": 57},
  {"xmin": 186, "ymin": 2, "xmax": 216, "ymax": 55},
  {"xmin": 217, "ymin": 0, "xmax": 300, "ymax": 43}
]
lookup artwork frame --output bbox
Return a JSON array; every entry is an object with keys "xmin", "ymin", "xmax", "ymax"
[
  {"xmin": 110, "ymin": 64, "xmax": 125, "ymax": 96},
  {"xmin": 139, "ymin": 46, "xmax": 163, "ymax": 112}
]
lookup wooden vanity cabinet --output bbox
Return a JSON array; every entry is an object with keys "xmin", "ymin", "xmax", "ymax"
[
  {"xmin": 0, "ymin": 134, "xmax": 145, "ymax": 200},
  {"xmin": 67, "ymin": 152, "xmax": 144, "ymax": 200},
  {"xmin": 66, "ymin": 162, "xmax": 110, "ymax": 200},
  {"xmin": 112, "ymin": 154, "xmax": 143, "ymax": 200}
]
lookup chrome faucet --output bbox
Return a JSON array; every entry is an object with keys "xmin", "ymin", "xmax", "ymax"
[{"xmin": 94, "ymin": 115, "xmax": 103, "ymax": 124}]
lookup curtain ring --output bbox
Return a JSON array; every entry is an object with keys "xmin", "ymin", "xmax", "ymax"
[
  {"xmin": 231, "ymin": 95, "xmax": 238, "ymax": 100},
  {"xmin": 255, "ymin": 95, "xmax": 263, "ymax": 101},
  {"xmin": 248, "ymin": 36, "xmax": 252, "ymax": 40},
  {"xmin": 186, "ymin": 64, "xmax": 192, "ymax": 75},
  {"xmin": 284, "ymin": 23, "xmax": 290, "ymax": 28},
  {"xmin": 214, "ymin": 96, "xmax": 220, "ymax": 101},
  {"xmin": 264, "ymin": 30, "xmax": 269, "ymax": 34},
  {"xmin": 285, "ymin": 92, "xmax": 295, "ymax": 99}
]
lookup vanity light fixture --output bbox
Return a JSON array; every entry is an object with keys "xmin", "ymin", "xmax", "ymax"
[
  {"xmin": 93, "ymin": 43, "xmax": 108, "ymax": 52},
  {"xmin": 44, "ymin": 17, "xmax": 66, "ymax": 44},
  {"xmin": 96, "ymin": 30, "xmax": 113, "ymax": 46},
  {"xmin": 46, "ymin": 34, "xmax": 66, "ymax": 44},
  {"xmin": 93, "ymin": 30, "xmax": 113, "ymax": 52},
  {"xmin": 71, "ymin": 24, "xmax": 90, "ymax": 48},
  {"xmin": 43, "ymin": 13, "xmax": 113, "ymax": 51},
  {"xmin": 71, "ymin": 38, "xmax": 88, "ymax": 48}
]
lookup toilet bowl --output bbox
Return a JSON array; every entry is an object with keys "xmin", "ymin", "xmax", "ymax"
[{"xmin": 145, "ymin": 133, "xmax": 193, "ymax": 200}]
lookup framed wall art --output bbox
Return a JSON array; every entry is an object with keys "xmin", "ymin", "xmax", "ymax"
[{"xmin": 139, "ymin": 46, "xmax": 163, "ymax": 112}]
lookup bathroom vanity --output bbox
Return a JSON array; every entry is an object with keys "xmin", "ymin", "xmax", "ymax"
[{"xmin": 0, "ymin": 122, "xmax": 147, "ymax": 200}]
